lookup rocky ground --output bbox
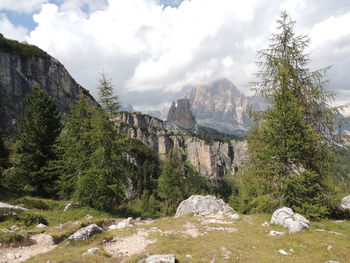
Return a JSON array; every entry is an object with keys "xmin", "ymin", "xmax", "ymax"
[{"xmin": 0, "ymin": 196, "xmax": 349, "ymax": 263}]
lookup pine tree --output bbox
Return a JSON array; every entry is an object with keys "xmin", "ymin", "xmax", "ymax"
[
  {"xmin": 56, "ymin": 91, "xmax": 94, "ymax": 198},
  {"xmin": 57, "ymin": 76, "xmax": 124, "ymax": 211},
  {"xmin": 98, "ymin": 73, "xmax": 120, "ymax": 116},
  {"xmin": 241, "ymin": 12, "xmax": 342, "ymax": 219},
  {"xmin": 9, "ymin": 87, "xmax": 61, "ymax": 196}
]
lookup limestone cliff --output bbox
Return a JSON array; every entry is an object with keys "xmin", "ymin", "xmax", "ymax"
[
  {"xmin": 0, "ymin": 35, "xmax": 95, "ymax": 132},
  {"xmin": 117, "ymin": 112, "xmax": 247, "ymax": 181}
]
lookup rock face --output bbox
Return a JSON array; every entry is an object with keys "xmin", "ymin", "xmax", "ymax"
[
  {"xmin": 341, "ymin": 195, "xmax": 350, "ymax": 209},
  {"xmin": 175, "ymin": 195, "xmax": 234, "ymax": 217},
  {"xmin": 183, "ymin": 78, "xmax": 266, "ymax": 135},
  {"xmin": 166, "ymin": 98, "xmax": 196, "ymax": 129},
  {"xmin": 0, "ymin": 35, "xmax": 96, "ymax": 132},
  {"xmin": 139, "ymin": 254, "xmax": 176, "ymax": 263},
  {"xmin": 117, "ymin": 112, "xmax": 247, "ymax": 181},
  {"xmin": 68, "ymin": 224, "xmax": 102, "ymax": 240},
  {"xmin": 270, "ymin": 207, "xmax": 310, "ymax": 234}
]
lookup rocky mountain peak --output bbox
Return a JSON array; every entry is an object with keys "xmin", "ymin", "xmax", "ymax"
[
  {"xmin": 166, "ymin": 98, "xmax": 196, "ymax": 129},
  {"xmin": 182, "ymin": 78, "xmax": 266, "ymax": 135}
]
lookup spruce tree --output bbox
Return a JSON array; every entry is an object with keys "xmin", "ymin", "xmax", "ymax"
[
  {"xmin": 241, "ymin": 12, "xmax": 342, "ymax": 219},
  {"xmin": 9, "ymin": 87, "xmax": 61, "ymax": 196}
]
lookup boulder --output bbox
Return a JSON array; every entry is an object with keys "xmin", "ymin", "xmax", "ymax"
[
  {"xmin": 175, "ymin": 195, "xmax": 233, "ymax": 217},
  {"xmin": 68, "ymin": 224, "xmax": 102, "ymax": 240},
  {"xmin": 138, "ymin": 254, "xmax": 176, "ymax": 263},
  {"xmin": 36, "ymin": 223, "xmax": 47, "ymax": 228},
  {"xmin": 63, "ymin": 202, "xmax": 79, "ymax": 212},
  {"xmin": 341, "ymin": 195, "xmax": 350, "ymax": 209},
  {"xmin": 271, "ymin": 207, "xmax": 310, "ymax": 234}
]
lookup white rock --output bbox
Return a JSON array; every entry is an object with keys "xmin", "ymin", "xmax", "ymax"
[
  {"xmin": 7, "ymin": 253, "xmax": 22, "ymax": 259},
  {"xmin": 138, "ymin": 254, "xmax": 176, "ymax": 263},
  {"xmin": 269, "ymin": 230, "xmax": 284, "ymax": 236},
  {"xmin": 83, "ymin": 247, "xmax": 100, "ymax": 255},
  {"xmin": 63, "ymin": 202, "xmax": 79, "ymax": 212},
  {"xmin": 278, "ymin": 249, "xmax": 290, "ymax": 256},
  {"xmin": 36, "ymin": 223, "xmax": 47, "ymax": 228},
  {"xmin": 175, "ymin": 195, "xmax": 234, "ymax": 217},
  {"xmin": 324, "ymin": 261, "xmax": 339, "ymax": 263},
  {"xmin": 116, "ymin": 217, "xmax": 133, "ymax": 229},
  {"xmin": 315, "ymin": 229, "xmax": 345, "ymax": 236},
  {"xmin": 55, "ymin": 224, "xmax": 64, "ymax": 229},
  {"xmin": 226, "ymin": 213, "xmax": 240, "ymax": 220},
  {"xmin": 341, "ymin": 195, "xmax": 350, "ymax": 209},
  {"xmin": 326, "ymin": 245, "xmax": 333, "ymax": 251},
  {"xmin": 271, "ymin": 207, "xmax": 310, "ymax": 233},
  {"xmin": 83, "ymin": 214, "xmax": 93, "ymax": 220},
  {"xmin": 261, "ymin": 221, "xmax": 269, "ymax": 227},
  {"xmin": 68, "ymin": 224, "xmax": 102, "ymax": 240},
  {"xmin": 0, "ymin": 202, "xmax": 27, "ymax": 211}
]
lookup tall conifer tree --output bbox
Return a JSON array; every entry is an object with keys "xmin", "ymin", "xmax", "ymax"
[
  {"xmin": 240, "ymin": 12, "xmax": 342, "ymax": 219},
  {"xmin": 10, "ymin": 87, "xmax": 61, "ymax": 196}
]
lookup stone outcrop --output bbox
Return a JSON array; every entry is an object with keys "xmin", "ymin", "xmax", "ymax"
[
  {"xmin": 68, "ymin": 224, "xmax": 102, "ymax": 240},
  {"xmin": 341, "ymin": 195, "xmax": 350, "ymax": 209},
  {"xmin": 166, "ymin": 98, "xmax": 196, "ymax": 129},
  {"xmin": 0, "ymin": 35, "xmax": 96, "ymax": 132},
  {"xmin": 117, "ymin": 112, "xmax": 247, "ymax": 181},
  {"xmin": 175, "ymin": 195, "xmax": 234, "ymax": 217},
  {"xmin": 270, "ymin": 207, "xmax": 310, "ymax": 234}
]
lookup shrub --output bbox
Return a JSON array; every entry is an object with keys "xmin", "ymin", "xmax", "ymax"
[
  {"xmin": 0, "ymin": 208, "xmax": 18, "ymax": 222},
  {"xmin": 13, "ymin": 197, "xmax": 51, "ymax": 210},
  {"xmin": 17, "ymin": 211, "xmax": 48, "ymax": 226},
  {"xmin": 0, "ymin": 232, "xmax": 24, "ymax": 245}
]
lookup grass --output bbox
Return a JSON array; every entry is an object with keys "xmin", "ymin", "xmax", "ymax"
[{"xmin": 0, "ymin": 197, "xmax": 349, "ymax": 262}]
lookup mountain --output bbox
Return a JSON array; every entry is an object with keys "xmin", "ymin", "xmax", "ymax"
[
  {"xmin": 0, "ymin": 35, "xmax": 96, "ymax": 133},
  {"xmin": 183, "ymin": 78, "xmax": 266, "ymax": 135}
]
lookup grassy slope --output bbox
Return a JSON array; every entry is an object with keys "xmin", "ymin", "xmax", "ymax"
[{"xmin": 0, "ymin": 197, "xmax": 349, "ymax": 263}]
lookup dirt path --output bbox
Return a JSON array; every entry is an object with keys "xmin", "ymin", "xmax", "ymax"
[
  {"xmin": 0, "ymin": 234, "xmax": 56, "ymax": 263},
  {"xmin": 104, "ymin": 229, "xmax": 157, "ymax": 258}
]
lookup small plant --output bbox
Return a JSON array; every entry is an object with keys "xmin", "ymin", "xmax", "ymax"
[{"xmin": 17, "ymin": 211, "xmax": 48, "ymax": 226}]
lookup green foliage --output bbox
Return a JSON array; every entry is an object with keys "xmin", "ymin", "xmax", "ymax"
[
  {"xmin": 330, "ymin": 146, "xmax": 350, "ymax": 194},
  {"xmin": 12, "ymin": 197, "xmax": 51, "ymax": 210},
  {"xmin": 0, "ymin": 34, "xmax": 49, "ymax": 58},
  {"xmin": 98, "ymin": 72, "xmax": 120, "ymax": 116},
  {"xmin": 157, "ymin": 151, "xmax": 211, "ymax": 216},
  {"xmin": 5, "ymin": 87, "xmax": 61, "ymax": 197},
  {"xmin": 284, "ymin": 171, "xmax": 335, "ymax": 220},
  {"xmin": 0, "ymin": 231, "xmax": 25, "ymax": 244},
  {"xmin": 17, "ymin": 211, "xmax": 48, "ymax": 226},
  {"xmin": 57, "ymin": 75, "xmax": 124, "ymax": 211},
  {"xmin": 238, "ymin": 12, "xmax": 341, "ymax": 217}
]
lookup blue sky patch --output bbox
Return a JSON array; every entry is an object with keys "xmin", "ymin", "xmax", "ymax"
[{"xmin": 2, "ymin": 10, "xmax": 36, "ymax": 31}]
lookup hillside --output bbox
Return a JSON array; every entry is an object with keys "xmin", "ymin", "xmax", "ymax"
[
  {"xmin": 0, "ymin": 35, "xmax": 96, "ymax": 133},
  {"xmin": 0, "ymin": 196, "xmax": 349, "ymax": 263}
]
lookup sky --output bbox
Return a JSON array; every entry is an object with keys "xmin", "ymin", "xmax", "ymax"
[{"xmin": 1, "ymin": 0, "xmax": 350, "ymax": 115}]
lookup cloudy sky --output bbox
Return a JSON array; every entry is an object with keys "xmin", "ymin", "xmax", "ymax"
[{"xmin": 1, "ymin": 0, "xmax": 350, "ymax": 114}]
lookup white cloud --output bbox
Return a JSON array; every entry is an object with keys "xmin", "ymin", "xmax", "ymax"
[
  {"xmin": 21, "ymin": 0, "xmax": 350, "ymax": 112},
  {"xmin": 0, "ymin": 14, "xmax": 28, "ymax": 41},
  {"xmin": 0, "ymin": 0, "xmax": 47, "ymax": 13}
]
